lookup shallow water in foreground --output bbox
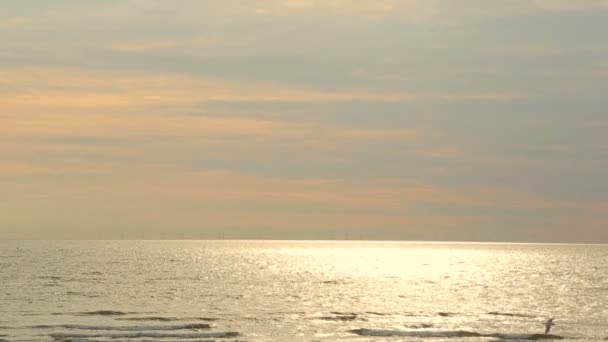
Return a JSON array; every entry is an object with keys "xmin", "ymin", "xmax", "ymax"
[{"xmin": 1, "ymin": 240, "xmax": 607, "ymax": 341}]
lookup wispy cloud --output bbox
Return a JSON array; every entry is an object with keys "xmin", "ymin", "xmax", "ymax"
[
  {"xmin": 251, "ymin": 0, "xmax": 439, "ymax": 20},
  {"xmin": 4, "ymin": 165, "xmax": 605, "ymax": 239},
  {"xmin": 532, "ymin": 0, "xmax": 608, "ymax": 11},
  {"xmin": 1, "ymin": 68, "xmax": 518, "ymax": 108},
  {"xmin": 0, "ymin": 16, "xmax": 29, "ymax": 29},
  {"xmin": 0, "ymin": 159, "xmax": 46, "ymax": 176},
  {"xmin": 109, "ymin": 37, "xmax": 235, "ymax": 52}
]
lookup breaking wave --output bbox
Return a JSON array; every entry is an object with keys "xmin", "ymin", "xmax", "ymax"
[
  {"xmin": 115, "ymin": 316, "xmax": 218, "ymax": 322},
  {"xmin": 30, "ymin": 323, "xmax": 211, "ymax": 331},
  {"xmin": 77, "ymin": 310, "xmax": 131, "ymax": 316},
  {"xmin": 49, "ymin": 331, "xmax": 240, "ymax": 340},
  {"xmin": 349, "ymin": 329, "xmax": 565, "ymax": 340}
]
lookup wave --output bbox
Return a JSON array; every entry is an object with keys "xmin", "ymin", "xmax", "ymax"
[
  {"xmin": 488, "ymin": 311, "xmax": 537, "ymax": 318},
  {"xmin": 317, "ymin": 311, "xmax": 424, "ymax": 321},
  {"xmin": 363, "ymin": 311, "xmax": 420, "ymax": 317},
  {"xmin": 115, "ymin": 316, "xmax": 218, "ymax": 322},
  {"xmin": 493, "ymin": 333, "xmax": 566, "ymax": 340},
  {"xmin": 319, "ymin": 315, "xmax": 359, "ymax": 321},
  {"xmin": 364, "ymin": 311, "xmax": 390, "ymax": 316},
  {"xmin": 77, "ymin": 310, "xmax": 131, "ymax": 316},
  {"xmin": 349, "ymin": 329, "xmax": 484, "ymax": 338},
  {"xmin": 30, "ymin": 323, "xmax": 211, "ymax": 331},
  {"xmin": 49, "ymin": 331, "xmax": 240, "ymax": 340},
  {"xmin": 318, "ymin": 312, "xmax": 360, "ymax": 321},
  {"xmin": 405, "ymin": 323, "xmax": 434, "ymax": 329},
  {"xmin": 65, "ymin": 291, "xmax": 101, "ymax": 298},
  {"xmin": 349, "ymin": 329, "xmax": 565, "ymax": 340}
]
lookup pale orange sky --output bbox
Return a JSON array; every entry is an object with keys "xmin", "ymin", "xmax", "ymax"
[{"xmin": 1, "ymin": 1, "xmax": 608, "ymax": 242}]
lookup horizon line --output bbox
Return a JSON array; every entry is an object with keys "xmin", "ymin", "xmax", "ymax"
[{"xmin": 2, "ymin": 238, "xmax": 607, "ymax": 246}]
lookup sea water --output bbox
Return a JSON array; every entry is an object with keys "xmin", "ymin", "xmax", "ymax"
[{"xmin": 1, "ymin": 240, "xmax": 607, "ymax": 341}]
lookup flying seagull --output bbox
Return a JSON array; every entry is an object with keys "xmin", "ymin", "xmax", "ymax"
[{"xmin": 544, "ymin": 318, "xmax": 555, "ymax": 334}]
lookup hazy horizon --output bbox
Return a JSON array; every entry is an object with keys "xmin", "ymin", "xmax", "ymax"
[
  {"xmin": 2, "ymin": 1, "xmax": 607, "ymax": 242},
  {"xmin": 4, "ymin": 239, "xmax": 608, "ymax": 246}
]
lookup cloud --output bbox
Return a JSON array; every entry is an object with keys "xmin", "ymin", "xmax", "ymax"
[
  {"xmin": 2, "ymin": 2, "xmax": 607, "ymax": 241},
  {"xmin": 3, "ymin": 0, "xmax": 606, "ymax": 41},
  {"xmin": 4, "ymin": 164, "xmax": 605, "ymax": 239},
  {"xmin": 0, "ymin": 160, "xmax": 46, "ymax": 176},
  {"xmin": 90, "ymin": 0, "xmax": 439, "ymax": 22},
  {"xmin": 532, "ymin": 0, "xmax": 608, "ymax": 11},
  {"xmin": 252, "ymin": 0, "xmax": 439, "ymax": 20},
  {"xmin": 109, "ymin": 169, "xmax": 594, "ymax": 212},
  {"xmin": 104, "ymin": 1, "xmax": 608, "ymax": 23},
  {"xmin": 0, "ymin": 68, "xmax": 519, "ymax": 111},
  {"xmin": 108, "ymin": 37, "xmax": 234, "ymax": 52},
  {"xmin": 0, "ymin": 16, "xmax": 29, "ymax": 29}
]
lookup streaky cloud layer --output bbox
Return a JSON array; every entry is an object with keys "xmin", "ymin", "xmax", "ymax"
[{"xmin": 1, "ymin": 1, "xmax": 607, "ymax": 241}]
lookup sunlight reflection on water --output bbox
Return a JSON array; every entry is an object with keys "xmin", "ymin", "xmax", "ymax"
[{"xmin": 1, "ymin": 240, "xmax": 607, "ymax": 341}]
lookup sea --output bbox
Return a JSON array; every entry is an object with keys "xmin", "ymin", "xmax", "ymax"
[{"xmin": 1, "ymin": 240, "xmax": 607, "ymax": 341}]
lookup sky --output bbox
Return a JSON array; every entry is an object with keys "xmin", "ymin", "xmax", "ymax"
[{"xmin": 1, "ymin": 0, "xmax": 607, "ymax": 242}]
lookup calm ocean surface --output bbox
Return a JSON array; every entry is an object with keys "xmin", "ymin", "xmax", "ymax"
[{"xmin": 1, "ymin": 240, "xmax": 607, "ymax": 341}]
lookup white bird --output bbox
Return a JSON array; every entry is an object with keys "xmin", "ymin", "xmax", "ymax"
[{"xmin": 544, "ymin": 318, "xmax": 555, "ymax": 334}]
